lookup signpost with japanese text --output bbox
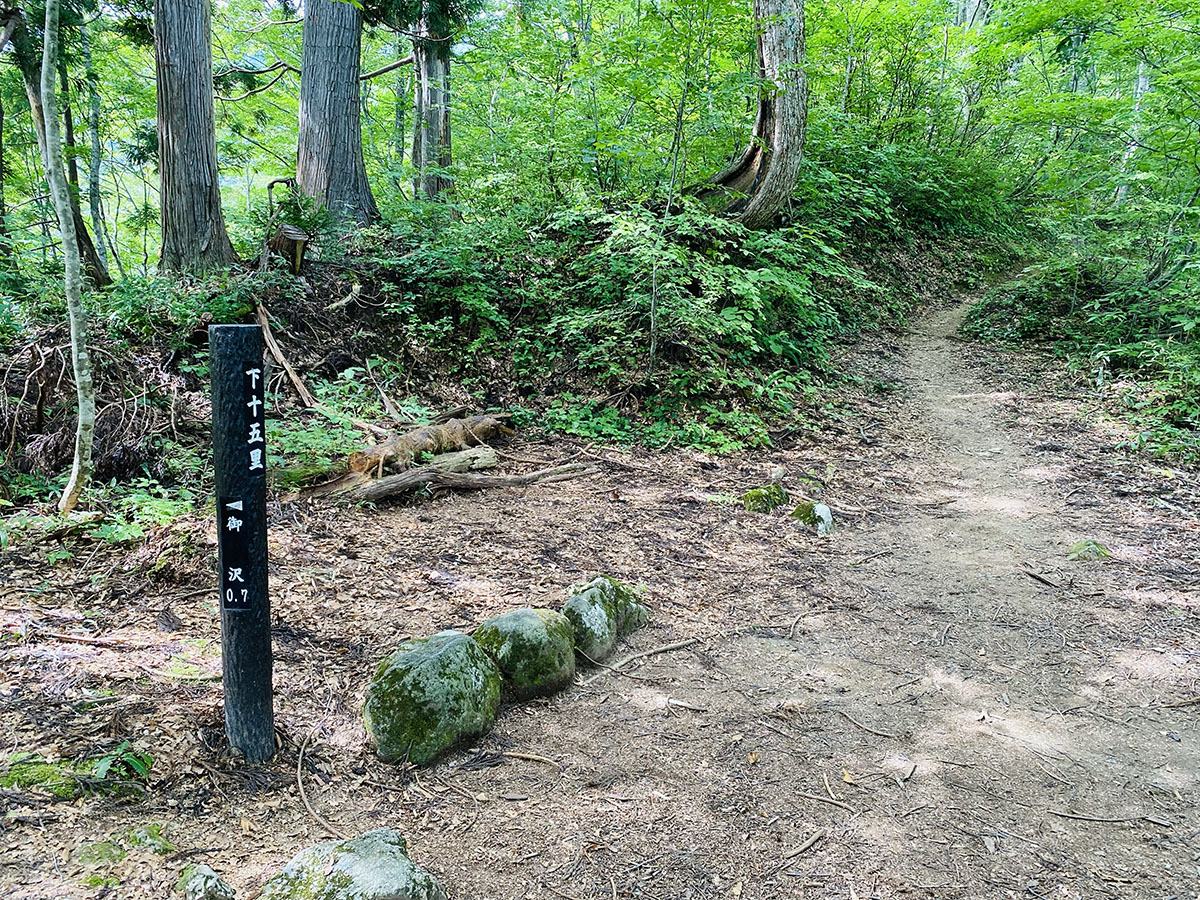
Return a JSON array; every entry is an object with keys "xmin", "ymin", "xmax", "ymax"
[{"xmin": 209, "ymin": 324, "xmax": 275, "ymax": 763}]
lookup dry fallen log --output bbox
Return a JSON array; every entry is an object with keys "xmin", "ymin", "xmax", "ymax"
[
  {"xmin": 347, "ymin": 461, "xmax": 598, "ymax": 503},
  {"xmin": 348, "ymin": 415, "xmax": 512, "ymax": 474},
  {"xmin": 301, "ymin": 445, "xmax": 498, "ymax": 499}
]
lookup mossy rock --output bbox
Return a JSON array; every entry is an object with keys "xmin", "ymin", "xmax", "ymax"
[
  {"xmin": 742, "ymin": 484, "xmax": 787, "ymax": 513},
  {"xmin": 260, "ymin": 829, "xmax": 445, "ymax": 900},
  {"xmin": 473, "ymin": 608, "xmax": 576, "ymax": 700},
  {"xmin": 363, "ymin": 631, "xmax": 501, "ymax": 766},
  {"xmin": 1068, "ymin": 538, "xmax": 1110, "ymax": 561},
  {"xmin": 577, "ymin": 574, "xmax": 649, "ymax": 636},
  {"xmin": 128, "ymin": 822, "xmax": 174, "ymax": 854},
  {"xmin": 791, "ymin": 500, "xmax": 833, "ymax": 534},
  {"xmin": 562, "ymin": 575, "xmax": 649, "ymax": 662},
  {"xmin": 0, "ymin": 755, "xmax": 79, "ymax": 799},
  {"xmin": 176, "ymin": 864, "xmax": 235, "ymax": 900}
]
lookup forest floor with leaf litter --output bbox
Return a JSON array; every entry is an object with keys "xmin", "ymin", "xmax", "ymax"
[{"xmin": 1, "ymin": 298, "xmax": 1198, "ymax": 900}]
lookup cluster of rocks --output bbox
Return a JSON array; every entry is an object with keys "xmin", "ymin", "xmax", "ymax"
[
  {"xmin": 741, "ymin": 483, "xmax": 834, "ymax": 534},
  {"xmin": 363, "ymin": 574, "xmax": 649, "ymax": 765},
  {"xmin": 175, "ymin": 576, "xmax": 649, "ymax": 900}
]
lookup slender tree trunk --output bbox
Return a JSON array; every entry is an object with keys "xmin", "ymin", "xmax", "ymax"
[
  {"xmin": 80, "ymin": 22, "xmax": 111, "ymax": 274},
  {"xmin": 411, "ymin": 18, "xmax": 452, "ymax": 201},
  {"xmin": 6, "ymin": 12, "xmax": 111, "ymax": 286},
  {"xmin": 392, "ymin": 36, "xmax": 409, "ymax": 174},
  {"xmin": 0, "ymin": 93, "xmax": 12, "ymax": 264},
  {"xmin": 700, "ymin": 0, "xmax": 806, "ymax": 229},
  {"xmin": 58, "ymin": 57, "xmax": 79, "ymax": 191},
  {"xmin": 298, "ymin": 0, "xmax": 377, "ymax": 224},
  {"xmin": 1114, "ymin": 61, "xmax": 1151, "ymax": 209},
  {"xmin": 154, "ymin": 0, "xmax": 238, "ymax": 272},
  {"xmin": 41, "ymin": 0, "xmax": 94, "ymax": 513}
]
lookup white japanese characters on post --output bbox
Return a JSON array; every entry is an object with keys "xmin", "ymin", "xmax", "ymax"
[
  {"xmin": 209, "ymin": 325, "xmax": 274, "ymax": 763},
  {"xmin": 219, "ymin": 364, "xmax": 266, "ymax": 611}
]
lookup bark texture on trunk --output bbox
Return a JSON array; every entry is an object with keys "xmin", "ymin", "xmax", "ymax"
[
  {"xmin": 80, "ymin": 22, "xmax": 111, "ymax": 274},
  {"xmin": 411, "ymin": 19, "xmax": 452, "ymax": 201},
  {"xmin": 40, "ymin": 0, "xmax": 94, "ymax": 513},
  {"xmin": 702, "ymin": 0, "xmax": 806, "ymax": 229},
  {"xmin": 298, "ymin": 0, "xmax": 378, "ymax": 224},
  {"xmin": 154, "ymin": 0, "xmax": 237, "ymax": 273},
  {"xmin": 6, "ymin": 11, "xmax": 111, "ymax": 286}
]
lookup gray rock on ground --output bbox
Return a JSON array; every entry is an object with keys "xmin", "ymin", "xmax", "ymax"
[
  {"xmin": 363, "ymin": 631, "xmax": 501, "ymax": 765},
  {"xmin": 562, "ymin": 575, "xmax": 649, "ymax": 662},
  {"xmin": 472, "ymin": 608, "xmax": 576, "ymax": 699},
  {"xmin": 176, "ymin": 863, "xmax": 235, "ymax": 900},
  {"xmin": 259, "ymin": 829, "xmax": 445, "ymax": 900}
]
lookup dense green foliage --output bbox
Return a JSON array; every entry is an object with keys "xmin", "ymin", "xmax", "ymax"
[{"xmin": 0, "ymin": 0, "xmax": 1197, "ymax": 523}]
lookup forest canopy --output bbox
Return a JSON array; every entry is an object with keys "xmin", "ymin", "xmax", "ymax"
[{"xmin": 1, "ymin": 0, "xmax": 1198, "ymax": 512}]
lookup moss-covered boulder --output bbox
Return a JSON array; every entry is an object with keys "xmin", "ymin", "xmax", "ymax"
[
  {"xmin": 562, "ymin": 585, "xmax": 616, "ymax": 661},
  {"xmin": 176, "ymin": 863, "xmax": 235, "ymax": 900},
  {"xmin": 582, "ymin": 575, "xmax": 649, "ymax": 635},
  {"xmin": 562, "ymin": 575, "xmax": 649, "ymax": 662},
  {"xmin": 473, "ymin": 608, "xmax": 576, "ymax": 699},
  {"xmin": 742, "ymin": 484, "xmax": 787, "ymax": 512},
  {"xmin": 259, "ymin": 829, "xmax": 445, "ymax": 900},
  {"xmin": 363, "ymin": 631, "xmax": 501, "ymax": 765}
]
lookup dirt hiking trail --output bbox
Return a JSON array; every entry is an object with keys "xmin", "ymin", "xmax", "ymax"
[{"xmin": 3, "ymin": 299, "xmax": 1198, "ymax": 900}]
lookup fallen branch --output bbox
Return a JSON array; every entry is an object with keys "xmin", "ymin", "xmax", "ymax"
[
  {"xmin": 255, "ymin": 302, "xmax": 389, "ymax": 437},
  {"xmin": 838, "ymin": 709, "xmax": 900, "ymax": 740},
  {"xmin": 800, "ymin": 791, "xmax": 854, "ymax": 812},
  {"xmin": 348, "ymin": 415, "xmax": 512, "ymax": 473},
  {"xmin": 347, "ymin": 462, "xmax": 597, "ymax": 503},
  {"xmin": 303, "ymin": 446, "xmax": 498, "ymax": 499},
  {"xmin": 297, "ymin": 726, "xmax": 348, "ymax": 840},
  {"xmin": 783, "ymin": 829, "xmax": 826, "ymax": 860},
  {"xmin": 579, "ymin": 638, "xmax": 699, "ymax": 687}
]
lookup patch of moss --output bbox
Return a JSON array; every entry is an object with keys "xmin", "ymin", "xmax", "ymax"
[
  {"xmin": 77, "ymin": 840, "xmax": 127, "ymax": 866},
  {"xmin": 128, "ymin": 822, "xmax": 174, "ymax": 854},
  {"xmin": 363, "ymin": 631, "xmax": 502, "ymax": 766},
  {"xmin": 742, "ymin": 484, "xmax": 787, "ymax": 513},
  {"xmin": 0, "ymin": 755, "xmax": 79, "ymax": 799},
  {"xmin": 473, "ymin": 608, "xmax": 576, "ymax": 699}
]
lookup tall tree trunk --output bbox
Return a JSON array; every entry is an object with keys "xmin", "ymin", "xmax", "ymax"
[
  {"xmin": 58, "ymin": 56, "xmax": 79, "ymax": 191},
  {"xmin": 1114, "ymin": 60, "xmax": 1151, "ymax": 209},
  {"xmin": 298, "ymin": 0, "xmax": 378, "ymax": 224},
  {"xmin": 392, "ymin": 36, "xmax": 409, "ymax": 175},
  {"xmin": 700, "ymin": 0, "xmax": 806, "ymax": 229},
  {"xmin": 41, "ymin": 0, "xmax": 94, "ymax": 513},
  {"xmin": 4, "ymin": 11, "xmax": 111, "ymax": 286},
  {"xmin": 0, "ymin": 92, "xmax": 12, "ymax": 264},
  {"xmin": 80, "ymin": 22, "xmax": 113, "ymax": 274},
  {"xmin": 411, "ymin": 18, "xmax": 452, "ymax": 201},
  {"xmin": 154, "ymin": 0, "xmax": 238, "ymax": 273}
]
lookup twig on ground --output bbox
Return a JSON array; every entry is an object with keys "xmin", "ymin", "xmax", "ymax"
[
  {"xmin": 297, "ymin": 726, "xmax": 348, "ymax": 840},
  {"xmin": 1048, "ymin": 809, "xmax": 1136, "ymax": 824},
  {"xmin": 41, "ymin": 631, "xmax": 151, "ymax": 649},
  {"xmin": 580, "ymin": 638, "xmax": 699, "ymax": 687},
  {"xmin": 801, "ymin": 791, "xmax": 854, "ymax": 813},
  {"xmin": 1021, "ymin": 568, "xmax": 1061, "ymax": 588},
  {"xmin": 846, "ymin": 550, "xmax": 893, "ymax": 567},
  {"xmin": 783, "ymin": 829, "xmax": 826, "ymax": 859},
  {"xmin": 503, "ymin": 751, "xmax": 559, "ymax": 767},
  {"xmin": 838, "ymin": 709, "xmax": 900, "ymax": 740}
]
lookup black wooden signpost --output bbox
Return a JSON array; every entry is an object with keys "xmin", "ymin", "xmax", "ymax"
[{"xmin": 209, "ymin": 324, "xmax": 275, "ymax": 763}]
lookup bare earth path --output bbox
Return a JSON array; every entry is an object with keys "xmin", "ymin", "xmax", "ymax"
[{"xmin": 3, "ymin": 300, "xmax": 1198, "ymax": 899}]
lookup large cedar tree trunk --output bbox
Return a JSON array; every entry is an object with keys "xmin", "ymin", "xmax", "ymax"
[
  {"xmin": 411, "ymin": 19, "xmax": 452, "ymax": 201},
  {"xmin": 5, "ymin": 11, "xmax": 111, "ymax": 285},
  {"xmin": 154, "ymin": 0, "xmax": 237, "ymax": 273},
  {"xmin": 702, "ymin": 0, "xmax": 806, "ymax": 229},
  {"xmin": 298, "ymin": 0, "xmax": 378, "ymax": 225}
]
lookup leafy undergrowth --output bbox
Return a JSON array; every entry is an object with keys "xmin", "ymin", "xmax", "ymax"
[{"xmin": 964, "ymin": 257, "xmax": 1200, "ymax": 463}]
